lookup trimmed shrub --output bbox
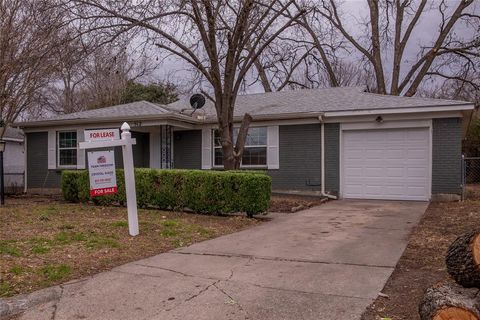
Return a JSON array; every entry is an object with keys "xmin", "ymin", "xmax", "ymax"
[{"xmin": 61, "ymin": 169, "xmax": 271, "ymax": 215}]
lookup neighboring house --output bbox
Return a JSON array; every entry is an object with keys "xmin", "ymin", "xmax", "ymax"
[
  {"xmin": 15, "ymin": 87, "xmax": 475, "ymax": 201},
  {"xmin": 3, "ymin": 127, "xmax": 25, "ymax": 193}
]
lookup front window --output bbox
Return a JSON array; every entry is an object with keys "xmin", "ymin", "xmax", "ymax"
[
  {"xmin": 58, "ymin": 131, "xmax": 77, "ymax": 167},
  {"xmin": 214, "ymin": 127, "xmax": 267, "ymax": 167}
]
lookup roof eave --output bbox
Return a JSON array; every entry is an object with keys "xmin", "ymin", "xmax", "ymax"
[
  {"xmin": 323, "ymin": 103, "xmax": 475, "ymax": 118},
  {"xmin": 200, "ymin": 112, "xmax": 326, "ymax": 123},
  {"xmin": 14, "ymin": 102, "xmax": 475, "ymax": 128},
  {"xmin": 15, "ymin": 113, "xmax": 200, "ymax": 128}
]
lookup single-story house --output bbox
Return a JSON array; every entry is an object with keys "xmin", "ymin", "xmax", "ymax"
[{"xmin": 16, "ymin": 87, "xmax": 475, "ymax": 201}]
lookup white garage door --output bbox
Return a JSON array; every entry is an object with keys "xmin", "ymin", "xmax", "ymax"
[{"xmin": 342, "ymin": 127, "xmax": 430, "ymax": 201}]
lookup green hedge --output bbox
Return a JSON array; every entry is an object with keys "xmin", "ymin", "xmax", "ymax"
[{"xmin": 61, "ymin": 169, "xmax": 271, "ymax": 214}]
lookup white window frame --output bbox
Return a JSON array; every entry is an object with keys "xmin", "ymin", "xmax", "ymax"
[
  {"xmin": 57, "ymin": 131, "xmax": 78, "ymax": 169},
  {"xmin": 212, "ymin": 127, "xmax": 268, "ymax": 169}
]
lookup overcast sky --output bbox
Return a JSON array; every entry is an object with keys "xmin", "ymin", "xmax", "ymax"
[{"xmin": 142, "ymin": 0, "xmax": 478, "ymax": 96}]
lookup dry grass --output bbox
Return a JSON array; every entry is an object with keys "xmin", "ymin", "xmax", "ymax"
[{"xmin": 0, "ymin": 196, "xmax": 259, "ymax": 298}]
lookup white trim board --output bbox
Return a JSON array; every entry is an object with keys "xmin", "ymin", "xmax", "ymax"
[
  {"xmin": 325, "ymin": 104, "xmax": 473, "ymax": 118},
  {"xmin": 339, "ymin": 119, "xmax": 433, "ymax": 201},
  {"xmin": 323, "ymin": 110, "xmax": 464, "ymax": 123},
  {"xmin": 340, "ymin": 119, "xmax": 431, "ymax": 131}
]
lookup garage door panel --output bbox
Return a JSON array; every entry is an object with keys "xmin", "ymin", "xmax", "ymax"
[
  {"xmin": 344, "ymin": 150, "xmax": 363, "ymax": 159},
  {"xmin": 386, "ymin": 167, "xmax": 404, "ymax": 177},
  {"xmin": 407, "ymin": 129, "xmax": 429, "ymax": 140},
  {"xmin": 344, "ymin": 167, "xmax": 363, "ymax": 176},
  {"xmin": 386, "ymin": 149, "xmax": 404, "ymax": 159},
  {"xmin": 386, "ymin": 131, "xmax": 405, "ymax": 141},
  {"xmin": 407, "ymin": 167, "xmax": 428, "ymax": 177},
  {"xmin": 344, "ymin": 184, "xmax": 363, "ymax": 195},
  {"xmin": 407, "ymin": 186, "xmax": 427, "ymax": 196},
  {"xmin": 365, "ymin": 149, "xmax": 385, "ymax": 159},
  {"xmin": 407, "ymin": 148, "xmax": 428, "ymax": 159},
  {"xmin": 365, "ymin": 185, "xmax": 384, "ymax": 195},
  {"xmin": 342, "ymin": 128, "xmax": 430, "ymax": 201},
  {"xmin": 364, "ymin": 167, "xmax": 384, "ymax": 177}
]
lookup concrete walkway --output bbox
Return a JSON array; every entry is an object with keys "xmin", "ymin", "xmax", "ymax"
[{"xmin": 17, "ymin": 200, "xmax": 428, "ymax": 320}]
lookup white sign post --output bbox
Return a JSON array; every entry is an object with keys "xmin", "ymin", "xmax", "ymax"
[
  {"xmin": 120, "ymin": 123, "xmax": 139, "ymax": 236},
  {"xmin": 79, "ymin": 123, "xmax": 139, "ymax": 236}
]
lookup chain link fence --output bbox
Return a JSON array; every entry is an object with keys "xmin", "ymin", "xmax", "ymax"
[{"xmin": 462, "ymin": 156, "xmax": 480, "ymax": 199}]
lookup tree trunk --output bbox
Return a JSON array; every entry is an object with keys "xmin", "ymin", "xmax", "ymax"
[
  {"xmin": 220, "ymin": 125, "xmax": 236, "ymax": 170},
  {"xmin": 219, "ymin": 113, "xmax": 252, "ymax": 171},
  {"xmin": 446, "ymin": 230, "xmax": 480, "ymax": 288},
  {"xmin": 419, "ymin": 283, "xmax": 480, "ymax": 320},
  {"xmin": 233, "ymin": 113, "xmax": 252, "ymax": 169}
]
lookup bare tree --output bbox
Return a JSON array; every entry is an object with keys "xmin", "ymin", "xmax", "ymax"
[
  {"xmin": 39, "ymin": 30, "xmax": 160, "ymax": 115},
  {"xmin": 65, "ymin": 0, "xmax": 304, "ymax": 169},
  {"xmin": 242, "ymin": 1, "xmax": 369, "ymax": 92},
  {"xmin": 295, "ymin": 0, "xmax": 479, "ymax": 96},
  {"xmin": 0, "ymin": 0, "xmax": 65, "ymax": 131}
]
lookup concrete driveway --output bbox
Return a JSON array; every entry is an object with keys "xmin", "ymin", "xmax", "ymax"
[{"xmin": 17, "ymin": 200, "xmax": 428, "ymax": 320}]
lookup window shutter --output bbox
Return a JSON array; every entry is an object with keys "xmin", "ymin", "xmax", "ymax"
[
  {"xmin": 267, "ymin": 126, "xmax": 279, "ymax": 169},
  {"xmin": 201, "ymin": 128, "xmax": 212, "ymax": 169},
  {"xmin": 76, "ymin": 128, "xmax": 85, "ymax": 169},
  {"xmin": 47, "ymin": 130, "xmax": 56, "ymax": 169}
]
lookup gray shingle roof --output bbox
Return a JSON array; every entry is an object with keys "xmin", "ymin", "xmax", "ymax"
[
  {"xmin": 168, "ymin": 87, "xmax": 471, "ymax": 118},
  {"xmin": 17, "ymin": 87, "xmax": 474, "ymax": 127},
  {"xmin": 50, "ymin": 101, "xmax": 172, "ymax": 121}
]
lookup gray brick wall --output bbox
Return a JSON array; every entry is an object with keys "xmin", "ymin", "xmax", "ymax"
[
  {"xmin": 174, "ymin": 130, "xmax": 202, "ymax": 169},
  {"xmin": 432, "ymin": 117, "xmax": 462, "ymax": 195},
  {"xmin": 27, "ymin": 131, "xmax": 150, "ymax": 190},
  {"xmin": 268, "ymin": 124, "xmax": 321, "ymax": 190},
  {"xmin": 325, "ymin": 123, "xmax": 340, "ymax": 193},
  {"xmin": 26, "ymin": 132, "xmax": 61, "ymax": 189}
]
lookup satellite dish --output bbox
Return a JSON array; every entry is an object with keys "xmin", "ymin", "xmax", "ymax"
[{"xmin": 190, "ymin": 94, "xmax": 205, "ymax": 110}]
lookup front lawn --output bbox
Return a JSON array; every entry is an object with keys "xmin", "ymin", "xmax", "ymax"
[
  {"xmin": 0, "ymin": 196, "xmax": 259, "ymax": 297},
  {"xmin": 361, "ymin": 185, "xmax": 480, "ymax": 320}
]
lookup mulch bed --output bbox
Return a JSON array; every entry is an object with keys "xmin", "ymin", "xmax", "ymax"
[
  {"xmin": 269, "ymin": 194, "xmax": 326, "ymax": 213},
  {"xmin": 361, "ymin": 185, "xmax": 480, "ymax": 320}
]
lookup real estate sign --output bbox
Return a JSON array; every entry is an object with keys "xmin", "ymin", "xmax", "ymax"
[
  {"xmin": 87, "ymin": 150, "xmax": 117, "ymax": 197},
  {"xmin": 84, "ymin": 128, "xmax": 120, "ymax": 142}
]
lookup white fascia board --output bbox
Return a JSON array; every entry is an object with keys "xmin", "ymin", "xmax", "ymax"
[
  {"xmin": 22, "ymin": 119, "xmax": 195, "ymax": 133},
  {"xmin": 196, "ymin": 117, "xmax": 322, "ymax": 129},
  {"xmin": 23, "ymin": 123, "xmax": 121, "ymax": 133},
  {"xmin": 340, "ymin": 119, "xmax": 432, "ymax": 131},
  {"xmin": 324, "ymin": 104, "xmax": 474, "ymax": 118},
  {"xmin": 324, "ymin": 110, "xmax": 465, "ymax": 123},
  {"xmin": 3, "ymin": 137, "xmax": 24, "ymax": 143},
  {"xmin": 15, "ymin": 114, "xmax": 198, "ymax": 129}
]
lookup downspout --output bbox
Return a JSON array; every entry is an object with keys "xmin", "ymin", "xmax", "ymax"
[{"xmin": 319, "ymin": 115, "xmax": 337, "ymax": 200}]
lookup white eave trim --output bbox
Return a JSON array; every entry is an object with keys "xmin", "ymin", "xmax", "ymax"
[
  {"xmin": 2, "ymin": 137, "xmax": 24, "ymax": 143},
  {"xmin": 15, "ymin": 114, "xmax": 199, "ymax": 128},
  {"xmin": 324, "ymin": 104, "xmax": 475, "ymax": 118}
]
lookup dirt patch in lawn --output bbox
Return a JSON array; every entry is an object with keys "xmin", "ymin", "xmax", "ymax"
[
  {"xmin": 361, "ymin": 185, "xmax": 480, "ymax": 320},
  {"xmin": 269, "ymin": 194, "xmax": 326, "ymax": 213},
  {"xmin": 0, "ymin": 196, "xmax": 259, "ymax": 298}
]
